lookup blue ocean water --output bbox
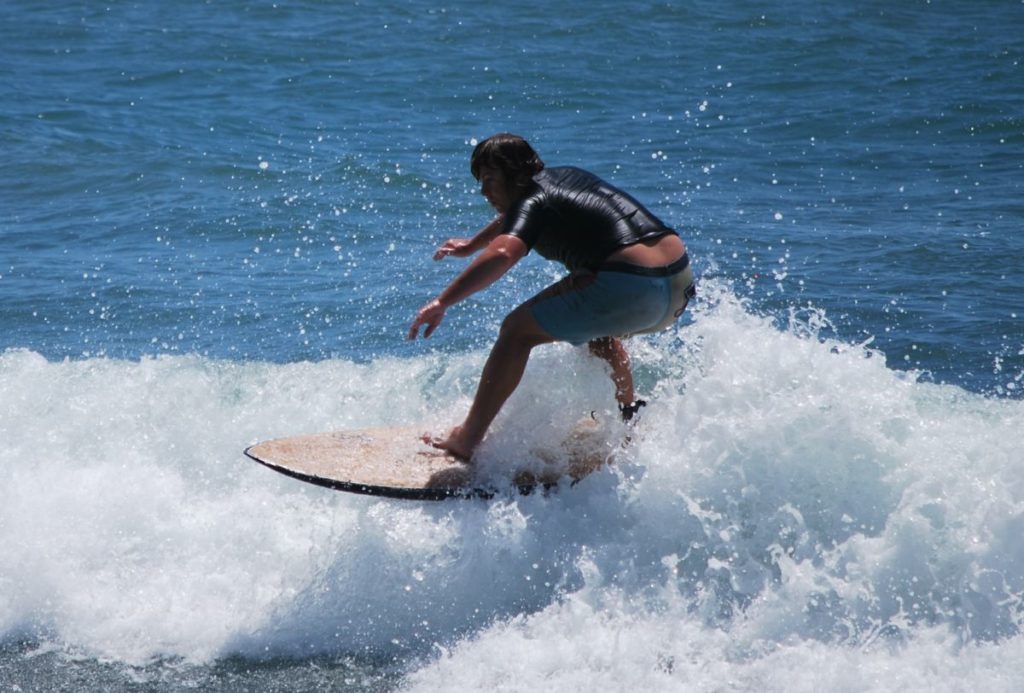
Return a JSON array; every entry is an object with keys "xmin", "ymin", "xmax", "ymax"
[{"xmin": 2, "ymin": 1, "xmax": 1023, "ymax": 691}]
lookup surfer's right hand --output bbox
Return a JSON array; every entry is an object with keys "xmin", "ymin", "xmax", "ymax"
[
  {"xmin": 433, "ymin": 238, "xmax": 473, "ymax": 260},
  {"xmin": 409, "ymin": 299, "xmax": 446, "ymax": 340}
]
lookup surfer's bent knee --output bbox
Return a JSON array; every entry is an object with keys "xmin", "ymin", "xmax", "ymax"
[
  {"xmin": 499, "ymin": 305, "xmax": 553, "ymax": 345},
  {"xmin": 587, "ymin": 336, "xmax": 617, "ymax": 359}
]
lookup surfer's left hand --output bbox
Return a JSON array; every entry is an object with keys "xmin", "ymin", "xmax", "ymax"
[{"xmin": 409, "ymin": 299, "xmax": 446, "ymax": 340}]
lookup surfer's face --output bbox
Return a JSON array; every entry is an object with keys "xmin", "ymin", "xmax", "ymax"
[{"xmin": 478, "ymin": 166, "xmax": 513, "ymax": 214}]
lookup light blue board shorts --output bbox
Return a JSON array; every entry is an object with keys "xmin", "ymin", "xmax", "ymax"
[{"xmin": 530, "ymin": 253, "xmax": 696, "ymax": 346}]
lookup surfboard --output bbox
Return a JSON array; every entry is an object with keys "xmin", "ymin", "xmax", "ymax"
[{"xmin": 245, "ymin": 419, "xmax": 615, "ymax": 501}]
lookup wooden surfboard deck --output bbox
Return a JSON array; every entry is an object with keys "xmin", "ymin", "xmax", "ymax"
[{"xmin": 245, "ymin": 421, "xmax": 614, "ymax": 501}]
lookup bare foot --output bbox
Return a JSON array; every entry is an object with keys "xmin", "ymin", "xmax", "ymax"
[{"xmin": 421, "ymin": 426, "xmax": 475, "ymax": 462}]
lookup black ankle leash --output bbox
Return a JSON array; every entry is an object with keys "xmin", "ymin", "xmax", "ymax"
[{"xmin": 619, "ymin": 399, "xmax": 647, "ymax": 422}]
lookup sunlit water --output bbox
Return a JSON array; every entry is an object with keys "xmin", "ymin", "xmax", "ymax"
[{"xmin": 2, "ymin": 1, "xmax": 1023, "ymax": 690}]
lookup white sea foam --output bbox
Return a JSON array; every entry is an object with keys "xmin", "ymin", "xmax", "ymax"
[{"xmin": 1, "ymin": 280, "xmax": 1022, "ymax": 690}]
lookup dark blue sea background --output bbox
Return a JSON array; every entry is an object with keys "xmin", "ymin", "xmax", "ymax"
[{"xmin": 2, "ymin": 2, "xmax": 1023, "ymax": 691}]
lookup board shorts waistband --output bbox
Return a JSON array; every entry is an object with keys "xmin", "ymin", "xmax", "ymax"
[{"xmin": 597, "ymin": 252, "xmax": 691, "ymax": 277}]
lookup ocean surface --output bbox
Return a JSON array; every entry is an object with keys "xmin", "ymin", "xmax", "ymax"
[{"xmin": 2, "ymin": 1, "xmax": 1023, "ymax": 690}]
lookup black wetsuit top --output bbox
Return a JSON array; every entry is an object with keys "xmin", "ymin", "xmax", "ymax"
[{"xmin": 501, "ymin": 166, "xmax": 676, "ymax": 272}]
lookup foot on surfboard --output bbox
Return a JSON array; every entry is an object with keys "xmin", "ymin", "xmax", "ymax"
[{"xmin": 421, "ymin": 427, "xmax": 474, "ymax": 462}]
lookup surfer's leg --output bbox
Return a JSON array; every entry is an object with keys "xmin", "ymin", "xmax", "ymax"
[
  {"xmin": 431, "ymin": 305, "xmax": 555, "ymax": 459},
  {"xmin": 587, "ymin": 337, "xmax": 634, "ymax": 410}
]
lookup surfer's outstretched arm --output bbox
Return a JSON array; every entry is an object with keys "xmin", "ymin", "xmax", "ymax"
[
  {"xmin": 409, "ymin": 234, "xmax": 528, "ymax": 340},
  {"xmin": 432, "ymin": 216, "xmax": 505, "ymax": 260}
]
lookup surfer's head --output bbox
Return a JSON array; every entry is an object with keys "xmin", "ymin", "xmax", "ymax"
[{"xmin": 470, "ymin": 133, "xmax": 544, "ymax": 192}]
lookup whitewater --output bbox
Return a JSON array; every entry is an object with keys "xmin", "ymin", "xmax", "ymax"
[
  {"xmin": 3, "ymin": 0, "xmax": 1023, "ymax": 688},
  {"xmin": 3, "ymin": 279, "xmax": 1023, "ymax": 691}
]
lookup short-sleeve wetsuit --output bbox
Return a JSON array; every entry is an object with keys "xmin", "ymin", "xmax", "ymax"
[
  {"xmin": 503, "ymin": 166, "xmax": 695, "ymax": 345},
  {"xmin": 501, "ymin": 166, "xmax": 676, "ymax": 272}
]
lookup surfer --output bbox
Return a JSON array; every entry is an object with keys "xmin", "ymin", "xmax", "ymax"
[{"xmin": 408, "ymin": 133, "xmax": 695, "ymax": 460}]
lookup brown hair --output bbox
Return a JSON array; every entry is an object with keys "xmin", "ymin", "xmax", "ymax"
[{"xmin": 470, "ymin": 133, "xmax": 545, "ymax": 189}]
